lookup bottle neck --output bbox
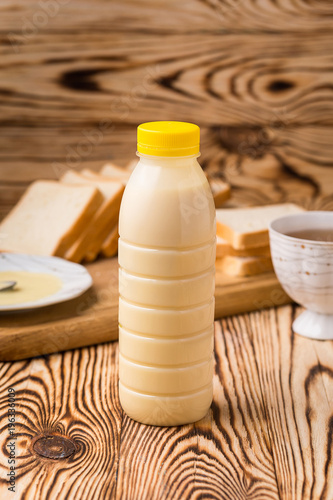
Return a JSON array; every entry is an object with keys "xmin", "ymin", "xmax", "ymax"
[{"xmin": 137, "ymin": 153, "xmax": 200, "ymax": 168}]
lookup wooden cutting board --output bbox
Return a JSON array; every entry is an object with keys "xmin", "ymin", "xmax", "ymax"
[{"xmin": 0, "ymin": 257, "xmax": 291, "ymax": 361}]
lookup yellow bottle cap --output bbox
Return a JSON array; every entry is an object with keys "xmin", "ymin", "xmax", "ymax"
[{"xmin": 137, "ymin": 121, "xmax": 200, "ymax": 157}]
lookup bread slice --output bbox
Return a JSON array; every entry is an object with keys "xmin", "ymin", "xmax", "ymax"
[
  {"xmin": 216, "ymin": 203, "xmax": 304, "ymax": 249},
  {"xmin": 100, "ymin": 163, "xmax": 131, "ymax": 184},
  {"xmin": 82, "ymin": 168, "xmax": 129, "ymax": 186},
  {"xmin": 82, "ymin": 168, "xmax": 129, "ymax": 260},
  {"xmin": 81, "ymin": 168, "xmax": 123, "ymax": 259},
  {"xmin": 216, "ymin": 236, "xmax": 271, "ymax": 258},
  {"xmin": 216, "ymin": 255, "xmax": 273, "ymax": 277},
  {"xmin": 209, "ymin": 178, "xmax": 231, "ymax": 208},
  {"xmin": 0, "ymin": 180, "xmax": 103, "ymax": 257},
  {"xmin": 61, "ymin": 171, "xmax": 124, "ymax": 262},
  {"xmin": 101, "ymin": 225, "xmax": 119, "ymax": 258}
]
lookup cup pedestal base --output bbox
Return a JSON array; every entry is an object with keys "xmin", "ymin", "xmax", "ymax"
[{"xmin": 293, "ymin": 310, "xmax": 333, "ymax": 340}]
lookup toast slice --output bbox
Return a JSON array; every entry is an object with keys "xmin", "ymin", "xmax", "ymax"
[
  {"xmin": 81, "ymin": 168, "xmax": 124, "ymax": 259},
  {"xmin": 209, "ymin": 178, "xmax": 231, "ymax": 208},
  {"xmin": 61, "ymin": 171, "xmax": 124, "ymax": 262},
  {"xmin": 216, "ymin": 236, "xmax": 271, "ymax": 259},
  {"xmin": 0, "ymin": 180, "xmax": 103, "ymax": 257},
  {"xmin": 216, "ymin": 203, "xmax": 304, "ymax": 249},
  {"xmin": 82, "ymin": 168, "xmax": 129, "ymax": 260},
  {"xmin": 216, "ymin": 255, "xmax": 273, "ymax": 277},
  {"xmin": 101, "ymin": 225, "xmax": 119, "ymax": 258},
  {"xmin": 82, "ymin": 168, "xmax": 129, "ymax": 186},
  {"xmin": 100, "ymin": 163, "xmax": 131, "ymax": 184}
]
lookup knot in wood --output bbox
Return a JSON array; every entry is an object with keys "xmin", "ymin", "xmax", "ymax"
[{"xmin": 33, "ymin": 435, "xmax": 76, "ymax": 460}]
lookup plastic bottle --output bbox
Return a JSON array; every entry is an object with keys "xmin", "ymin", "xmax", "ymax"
[{"xmin": 118, "ymin": 121, "xmax": 216, "ymax": 426}]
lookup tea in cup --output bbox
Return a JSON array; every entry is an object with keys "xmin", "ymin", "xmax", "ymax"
[{"xmin": 269, "ymin": 211, "xmax": 333, "ymax": 340}]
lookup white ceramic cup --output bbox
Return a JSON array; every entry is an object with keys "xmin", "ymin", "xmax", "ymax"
[{"xmin": 269, "ymin": 211, "xmax": 333, "ymax": 340}]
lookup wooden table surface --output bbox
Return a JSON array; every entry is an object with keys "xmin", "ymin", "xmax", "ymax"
[
  {"xmin": 0, "ymin": 307, "xmax": 332, "ymax": 499},
  {"xmin": 1, "ymin": 1, "xmax": 333, "ymax": 498}
]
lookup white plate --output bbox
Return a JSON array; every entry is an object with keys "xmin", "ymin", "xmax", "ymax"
[{"xmin": 0, "ymin": 253, "xmax": 93, "ymax": 311}]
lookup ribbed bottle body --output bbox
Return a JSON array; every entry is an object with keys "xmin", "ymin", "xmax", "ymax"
[{"xmin": 118, "ymin": 155, "xmax": 216, "ymax": 426}]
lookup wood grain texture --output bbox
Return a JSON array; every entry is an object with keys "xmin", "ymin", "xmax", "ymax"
[
  {"xmin": 1, "ymin": 0, "xmax": 333, "ymax": 34},
  {"xmin": 1, "ymin": 307, "xmax": 332, "ymax": 499},
  {"xmin": 249, "ymin": 307, "xmax": 333, "ymax": 499},
  {"xmin": 0, "ymin": 343, "xmax": 122, "ymax": 499},
  {"xmin": 0, "ymin": 2, "xmax": 333, "ymax": 213}
]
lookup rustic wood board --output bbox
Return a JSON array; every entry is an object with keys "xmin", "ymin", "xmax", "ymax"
[{"xmin": 0, "ymin": 257, "xmax": 291, "ymax": 361}]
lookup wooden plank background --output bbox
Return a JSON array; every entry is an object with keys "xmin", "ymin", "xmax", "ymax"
[
  {"xmin": 0, "ymin": 1, "xmax": 333, "ymax": 499},
  {"xmin": 0, "ymin": 0, "xmax": 333, "ymax": 218}
]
